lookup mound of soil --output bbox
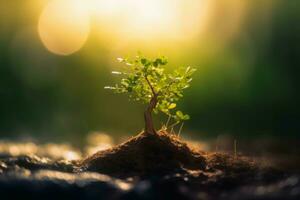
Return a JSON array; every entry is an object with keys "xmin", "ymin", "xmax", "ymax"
[
  {"xmin": 81, "ymin": 131, "xmax": 206, "ymax": 176},
  {"xmin": 1, "ymin": 136, "xmax": 299, "ymax": 199}
]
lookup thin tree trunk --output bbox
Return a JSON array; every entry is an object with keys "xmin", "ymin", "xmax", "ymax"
[{"xmin": 144, "ymin": 95, "xmax": 158, "ymax": 134}]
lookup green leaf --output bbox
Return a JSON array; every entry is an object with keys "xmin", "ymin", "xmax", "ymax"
[
  {"xmin": 182, "ymin": 114, "xmax": 190, "ymax": 120},
  {"xmin": 176, "ymin": 111, "xmax": 184, "ymax": 118},
  {"xmin": 168, "ymin": 103, "xmax": 176, "ymax": 109},
  {"xmin": 141, "ymin": 58, "xmax": 147, "ymax": 65}
]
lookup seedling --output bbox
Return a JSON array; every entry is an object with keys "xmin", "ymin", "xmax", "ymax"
[{"xmin": 105, "ymin": 54, "xmax": 196, "ymax": 134}]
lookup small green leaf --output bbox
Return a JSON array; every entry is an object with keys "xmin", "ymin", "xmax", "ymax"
[
  {"xmin": 141, "ymin": 58, "xmax": 147, "ymax": 64},
  {"xmin": 168, "ymin": 103, "xmax": 176, "ymax": 109},
  {"xmin": 182, "ymin": 114, "xmax": 190, "ymax": 120},
  {"xmin": 176, "ymin": 111, "xmax": 184, "ymax": 118}
]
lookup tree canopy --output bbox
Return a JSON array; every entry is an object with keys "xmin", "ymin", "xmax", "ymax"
[{"xmin": 105, "ymin": 54, "xmax": 196, "ymax": 133}]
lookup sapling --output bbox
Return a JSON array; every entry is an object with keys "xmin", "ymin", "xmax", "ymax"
[{"xmin": 105, "ymin": 54, "xmax": 196, "ymax": 135}]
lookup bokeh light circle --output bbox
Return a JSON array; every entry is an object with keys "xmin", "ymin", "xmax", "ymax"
[{"xmin": 38, "ymin": 0, "xmax": 90, "ymax": 55}]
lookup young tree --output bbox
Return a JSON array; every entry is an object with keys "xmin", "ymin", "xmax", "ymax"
[{"xmin": 105, "ymin": 54, "xmax": 196, "ymax": 134}]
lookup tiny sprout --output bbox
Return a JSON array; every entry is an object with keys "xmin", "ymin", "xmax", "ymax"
[{"xmin": 106, "ymin": 54, "xmax": 196, "ymax": 134}]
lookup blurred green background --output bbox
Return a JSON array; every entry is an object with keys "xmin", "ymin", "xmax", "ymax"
[{"xmin": 0, "ymin": 0, "xmax": 299, "ymax": 143}]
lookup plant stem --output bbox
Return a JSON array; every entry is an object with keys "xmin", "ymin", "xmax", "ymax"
[
  {"xmin": 169, "ymin": 121, "xmax": 179, "ymax": 129},
  {"xmin": 144, "ymin": 95, "xmax": 158, "ymax": 134},
  {"xmin": 145, "ymin": 75, "xmax": 156, "ymax": 96},
  {"xmin": 170, "ymin": 127, "xmax": 174, "ymax": 134},
  {"xmin": 178, "ymin": 122, "xmax": 184, "ymax": 137},
  {"xmin": 143, "ymin": 75, "xmax": 158, "ymax": 134},
  {"xmin": 165, "ymin": 115, "xmax": 171, "ymax": 128}
]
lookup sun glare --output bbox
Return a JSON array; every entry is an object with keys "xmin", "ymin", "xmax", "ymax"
[
  {"xmin": 38, "ymin": 0, "xmax": 211, "ymax": 55},
  {"xmin": 90, "ymin": 0, "xmax": 209, "ymax": 39},
  {"xmin": 38, "ymin": 0, "xmax": 90, "ymax": 55}
]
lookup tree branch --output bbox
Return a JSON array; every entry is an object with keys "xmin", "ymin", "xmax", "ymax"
[{"xmin": 145, "ymin": 75, "xmax": 156, "ymax": 96}]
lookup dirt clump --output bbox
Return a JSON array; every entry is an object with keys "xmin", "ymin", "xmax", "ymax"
[{"xmin": 81, "ymin": 131, "xmax": 206, "ymax": 176}]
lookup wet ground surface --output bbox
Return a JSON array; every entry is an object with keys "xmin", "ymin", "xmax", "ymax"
[{"xmin": 0, "ymin": 138, "xmax": 299, "ymax": 200}]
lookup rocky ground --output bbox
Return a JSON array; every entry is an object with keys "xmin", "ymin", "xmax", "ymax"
[{"xmin": 0, "ymin": 131, "xmax": 299, "ymax": 200}]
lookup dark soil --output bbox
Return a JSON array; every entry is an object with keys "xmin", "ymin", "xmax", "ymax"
[
  {"xmin": 81, "ymin": 131, "xmax": 206, "ymax": 177},
  {"xmin": 0, "ymin": 131, "xmax": 299, "ymax": 200}
]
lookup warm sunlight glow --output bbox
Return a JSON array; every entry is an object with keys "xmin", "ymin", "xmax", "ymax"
[
  {"xmin": 90, "ymin": 0, "xmax": 211, "ymax": 40},
  {"xmin": 37, "ymin": 0, "xmax": 213, "ymax": 54},
  {"xmin": 38, "ymin": 0, "xmax": 90, "ymax": 55}
]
